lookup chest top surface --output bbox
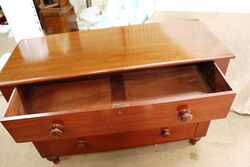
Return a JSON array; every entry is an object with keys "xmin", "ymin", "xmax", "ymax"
[{"xmin": 0, "ymin": 20, "xmax": 234, "ymax": 87}]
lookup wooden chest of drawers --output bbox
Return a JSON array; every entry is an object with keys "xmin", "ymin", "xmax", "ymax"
[{"xmin": 0, "ymin": 20, "xmax": 235, "ymax": 164}]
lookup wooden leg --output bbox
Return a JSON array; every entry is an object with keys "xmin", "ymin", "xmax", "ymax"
[
  {"xmin": 194, "ymin": 121, "xmax": 210, "ymax": 138},
  {"xmin": 33, "ymin": 142, "xmax": 60, "ymax": 164},
  {"xmin": 189, "ymin": 138, "xmax": 201, "ymax": 145},
  {"xmin": 47, "ymin": 156, "xmax": 60, "ymax": 164},
  {"xmin": 189, "ymin": 121, "xmax": 210, "ymax": 145}
]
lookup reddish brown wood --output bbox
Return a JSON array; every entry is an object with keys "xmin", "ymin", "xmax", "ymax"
[
  {"xmin": 193, "ymin": 58, "xmax": 231, "ymax": 140},
  {"xmin": 198, "ymin": 62, "xmax": 231, "ymax": 92},
  {"xmin": 0, "ymin": 22, "xmax": 236, "ymax": 164},
  {"xmin": 110, "ymin": 75, "xmax": 126, "ymax": 107},
  {"xmin": 178, "ymin": 108, "xmax": 193, "ymax": 122},
  {"xmin": 189, "ymin": 138, "xmax": 201, "ymax": 145},
  {"xmin": 194, "ymin": 121, "xmax": 211, "ymax": 138},
  {"xmin": 1, "ymin": 63, "xmax": 235, "ymax": 142},
  {"xmin": 58, "ymin": 0, "xmax": 70, "ymax": 7},
  {"xmin": 0, "ymin": 20, "xmax": 234, "ymax": 88},
  {"xmin": 3, "ymin": 89, "xmax": 26, "ymax": 117},
  {"xmin": 215, "ymin": 58, "xmax": 230, "ymax": 75},
  {"xmin": 31, "ymin": 77, "xmax": 111, "ymax": 113},
  {"xmin": 4, "ymin": 62, "xmax": 232, "ymax": 116},
  {"xmin": 33, "ymin": 142, "xmax": 53, "ymax": 158},
  {"xmin": 39, "ymin": 4, "xmax": 78, "ymax": 35},
  {"xmin": 33, "ymin": 141, "xmax": 60, "ymax": 163},
  {"xmin": 50, "ymin": 123, "xmax": 64, "ymax": 137},
  {"xmin": 161, "ymin": 128, "xmax": 171, "ymax": 137},
  {"xmin": 2, "ymin": 92, "xmax": 234, "ymax": 143},
  {"xmin": 123, "ymin": 65, "xmax": 211, "ymax": 104},
  {"xmin": 46, "ymin": 156, "xmax": 60, "ymax": 164},
  {"xmin": 77, "ymin": 140, "xmax": 87, "ymax": 149},
  {"xmin": 34, "ymin": 124, "xmax": 197, "ymax": 157},
  {"xmin": 1, "ymin": 87, "xmax": 14, "ymax": 101}
]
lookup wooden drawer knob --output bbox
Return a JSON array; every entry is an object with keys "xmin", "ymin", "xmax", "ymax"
[
  {"xmin": 178, "ymin": 108, "xmax": 193, "ymax": 122},
  {"xmin": 77, "ymin": 140, "xmax": 86, "ymax": 148},
  {"xmin": 161, "ymin": 128, "xmax": 171, "ymax": 137},
  {"xmin": 50, "ymin": 123, "xmax": 64, "ymax": 137}
]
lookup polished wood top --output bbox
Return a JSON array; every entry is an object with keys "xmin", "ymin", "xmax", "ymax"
[{"xmin": 0, "ymin": 20, "xmax": 234, "ymax": 87}]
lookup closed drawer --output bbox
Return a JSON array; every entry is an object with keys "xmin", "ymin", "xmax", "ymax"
[
  {"xmin": 34, "ymin": 123, "xmax": 197, "ymax": 157},
  {"xmin": 1, "ymin": 62, "xmax": 235, "ymax": 142}
]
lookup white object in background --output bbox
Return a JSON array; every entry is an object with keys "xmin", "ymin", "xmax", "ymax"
[
  {"xmin": 98, "ymin": 0, "xmax": 155, "ymax": 28},
  {"xmin": 0, "ymin": 24, "xmax": 10, "ymax": 33},
  {"xmin": 0, "ymin": 53, "xmax": 11, "ymax": 71},
  {"xmin": 77, "ymin": 6, "xmax": 101, "ymax": 30},
  {"xmin": 155, "ymin": 0, "xmax": 250, "ymax": 13},
  {"xmin": 78, "ymin": 6, "xmax": 101, "ymax": 23},
  {"xmin": 0, "ymin": 0, "xmax": 44, "ymax": 42},
  {"xmin": 8, "ymin": 30, "xmax": 13, "ymax": 38},
  {"xmin": 69, "ymin": 0, "xmax": 85, "ymax": 16}
]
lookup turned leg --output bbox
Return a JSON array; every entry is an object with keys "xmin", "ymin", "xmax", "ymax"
[
  {"xmin": 47, "ymin": 156, "xmax": 60, "ymax": 164},
  {"xmin": 33, "ymin": 142, "xmax": 60, "ymax": 164},
  {"xmin": 189, "ymin": 138, "xmax": 201, "ymax": 145},
  {"xmin": 190, "ymin": 121, "xmax": 210, "ymax": 145}
]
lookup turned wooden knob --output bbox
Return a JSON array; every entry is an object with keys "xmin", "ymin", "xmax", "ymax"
[
  {"xmin": 77, "ymin": 140, "xmax": 86, "ymax": 148},
  {"xmin": 50, "ymin": 123, "xmax": 64, "ymax": 137},
  {"xmin": 178, "ymin": 108, "xmax": 193, "ymax": 122},
  {"xmin": 161, "ymin": 128, "xmax": 171, "ymax": 137}
]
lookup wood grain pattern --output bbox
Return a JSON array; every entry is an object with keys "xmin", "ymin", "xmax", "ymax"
[
  {"xmin": 1, "ymin": 92, "xmax": 235, "ymax": 142},
  {"xmin": 193, "ymin": 58, "xmax": 230, "ymax": 140},
  {"xmin": 31, "ymin": 77, "xmax": 111, "ymax": 113},
  {"xmin": 34, "ymin": 123, "xmax": 197, "ymax": 157},
  {"xmin": 0, "ymin": 20, "xmax": 234, "ymax": 87},
  {"xmin": 5, "ymin": 62, "xmax": 231, "ymax": 116},
  {"xmin": 110, "ymin": 75, "xmax": 126, "ymax": 107},
  {"xmin": 1, "ymin": 62, "xmax": 235, "ymax": 142},
  {"xmin": 124, "ymin": 65, "xmax": 211, "ymax": 105},
  {"xmin": 0, "ymin": 21, "xmax": 236, "ymax": 163},
  {"xmin": 194, "ymin": 121, "xmax": 210, "ymax": 138},
  {"xmin": 200, "ymin": 62, "xmax": 231, "ymax": 91}
]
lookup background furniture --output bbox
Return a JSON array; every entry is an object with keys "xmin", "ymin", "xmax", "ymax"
[
  {"xmin": 0, "ymin": 21, "xmax": 235, "ymax": 164},
  {"xmin": 39, "ymin": 0, "xmax": 78, "ymax": 34}
]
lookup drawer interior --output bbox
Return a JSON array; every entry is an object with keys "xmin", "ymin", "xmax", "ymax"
[
  {"xmin": 5, "ymin": 62, "xmax": 232, "ymax": 117},
  {"xmin": 124, "ymin": 62, "xmax": 231, "ymax": 105}
]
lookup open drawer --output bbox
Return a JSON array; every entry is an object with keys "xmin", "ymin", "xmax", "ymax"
[{"xmin": 1, "ymin": 62, "xmax": 235, "ymax": 142}]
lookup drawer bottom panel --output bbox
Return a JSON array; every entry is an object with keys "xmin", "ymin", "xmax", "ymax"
[{"xmin": 34, "ymin": 123, "xmax": 197, "ymax": 157}]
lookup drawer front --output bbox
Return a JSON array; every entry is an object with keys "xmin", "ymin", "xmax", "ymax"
[
  {"xmin": 34, "ymin": 123, "xmax": 197, "ymax": 157},
  {"xmin": 1, "ymin": 62, "xmax": 235, "ymax": 142},
  {"xmin": 1, "ymin": 91, "xmax": 234, "ymax": 142}
]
